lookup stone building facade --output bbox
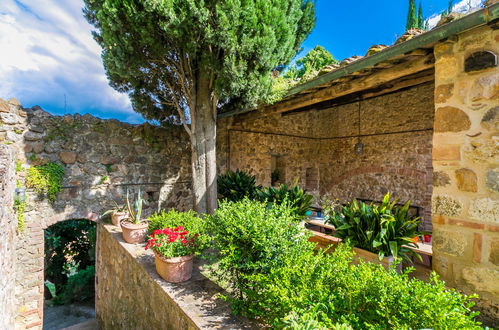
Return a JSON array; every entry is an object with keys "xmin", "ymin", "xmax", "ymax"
[
  {"xmin": 431, "ymin": 25, "xmax": 499, "ymax": 323},
  {"xmin": 218, "ymin": 82, "xmax": 435, "ymax": 230},
  {"xmin": 0, "ymin": 99, "xmax": 192, "ymax": 329}
]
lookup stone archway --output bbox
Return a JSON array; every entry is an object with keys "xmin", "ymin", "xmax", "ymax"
[{"xmin": 0, "ymin": 100, "xmax": 193, "ymax": 329}]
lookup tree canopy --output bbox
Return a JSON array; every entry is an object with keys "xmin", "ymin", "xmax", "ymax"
[
  {"xmin": 406, "ymin": 0, "xmax": 418, "ymax": 30},
  {"xmin": 84, "ymin": 0, "xmax": 316, "ymax": 213}
]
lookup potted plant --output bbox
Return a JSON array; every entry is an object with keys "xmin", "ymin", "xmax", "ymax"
[
  {"xmin": 326, "ymin": 193, "xmax": 424, "ymax": 270},
  {"xmin": 120, "ymin": 189, "xmax": 148, "ymax": 244},
  {"xmin": 145, "ymin": 226, "xmax": 201, "ymax": 283},
  {"xmin": 102, "ymin": 201, "xmax": 128, "ymax": 226}
]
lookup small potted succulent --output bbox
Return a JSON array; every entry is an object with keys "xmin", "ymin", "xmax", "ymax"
[
  {"xmin": 120, "ymin": 189, "xmax": 148, "ymax": 244},
  {"xmin": 145, "ymin": 226, "xmax": 201, "ymax": 283},
  {"xmin": 102, "ymin": 201, "xmax": 128, "ymax": 226}
]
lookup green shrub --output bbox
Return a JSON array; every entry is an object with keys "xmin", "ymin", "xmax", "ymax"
[
  {"xmin": 244, "ymin": 245, "xmax": 480, "ymax": 329},
  {"xmin": 207, "ymin": 199, "xmax": 312, "ymax": 306},
  {"xmin": 217, "ymin": 169, "xmax": 261, "ymax": 202},
  {"xmin": 26, "ymin": 162, "xmax": 64, "ymax": 202},
  {"xmin": 53, "ymin": 266, "xmax": 95, "ymax": 305},
  {"xmin": 257, "ymin": 183, "xmax": 313, "ymax": 219},
  {"xmin": 327, "ymin": 193, "xmax": 422, "ymax": 261},
  {"xmin": 206, "ymin": 199, "xmax": 480, "ymax": 329}
]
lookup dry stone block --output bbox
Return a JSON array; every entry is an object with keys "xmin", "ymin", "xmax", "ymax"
[
  {"xmin": 433, "ymin": 145, "xmax": 461, "ymax": 161},
  {"xmin": 59, "ymin": 151, "xmax": 76, "ymax": 164},
  {"xmin": 481, "ymin": 107, "xmax": 498, "ymax": 131},
  {"xmin": 462, "ymin": 267, "xmax": 499, "ymax": 295},
  {"xmin": 23, "ymin": 131, "xmax": 43, "ymax": 141},
  {"xmin": 436, "ymin": 56, "xmax": 458, "ymax": 79},
  {"xmin": 486, "ymin": 169, "xmax": 499, "ymax": 192},
  {"xmin": 433, "ymin": 171, "xmax": 451, "ymax": 187},
  {"xmin": 469, "ymin": 198, "xmax": 499, "ymax": 223},
  {"xmin": 0, "ymin": 100, "xmax": 10, "ymax": 113},
  {"xmin": 433, "ymin": 229, "xmax": 467, "ymax": 257},
  {"xmin": 455, "ymin": 168, "xmax": 478, "ymax": 192},
  {"xmin": 469, "ymin": 73, "xmax": 499, "ymax": 102},
  {"xmin": 465, "ymin": 138, "xmax": 499, "ymax": 163},
  {"xmin": 432, "ymin": 195, "xmax": 463, "ymax": 216},
  {"xmin": 435, "ymin": 83, "xmax": 454, "ymax": 103},
  {"xmin": 0, "ymin": 113, "xmax": 20, "ymax": 125},
  {"xmin": 434, "ymin": 107, "xmax": 471, "ymax": 132}
]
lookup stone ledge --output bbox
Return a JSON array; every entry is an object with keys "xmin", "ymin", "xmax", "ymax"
[{"xmin": 96, "ymin": 222, "xmax": 255, "ymax": 329}]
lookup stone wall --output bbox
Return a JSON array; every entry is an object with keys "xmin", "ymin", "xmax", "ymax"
[
  {"xmin": 0, "ymin": 99, "xmax": 22, "ymax": 329},
  {"xmin": 0, "ymin": 99, "xmax": 193, "ymax": 329},
  {"xmin": 218, "ymin": 82, "xmax": 435, "ymax": 230},
  {"xmin": 431, "ymin": 25, "xmax": 498, "ymax": 324},
  {"xmin": 96, "ymin": 223, "xmax": 251, "ymax": 329}
]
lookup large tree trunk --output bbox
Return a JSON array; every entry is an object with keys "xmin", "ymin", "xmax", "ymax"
[{"xmin": 190, "ymin": 68, "xmax": 217, "ymax": 214}]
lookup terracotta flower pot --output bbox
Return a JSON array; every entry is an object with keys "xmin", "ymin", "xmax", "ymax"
[
  {"xmin": 120, "ymin": 220, "xmax": 148, "ymax": 244},
  {"xmin": 153, "ymin": 251, "xmax": 194, "ymax": 283},
  {"xmin": 111, "ymin": 211, "xmax": 128, "ymax": 226}
]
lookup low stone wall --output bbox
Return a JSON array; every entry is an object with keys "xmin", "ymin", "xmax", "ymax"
[{"xmin": 96, "ymin": 222, "xmax": 253, "ymax": 329}]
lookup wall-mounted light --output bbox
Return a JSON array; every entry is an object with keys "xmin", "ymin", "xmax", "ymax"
[
  {"xmin": 354, "ymin": 99, "xmax": 364, "ymax": 155},
  {"xmin": 15, "ymin": 187, "xmax": 26, "ymax": 203}
]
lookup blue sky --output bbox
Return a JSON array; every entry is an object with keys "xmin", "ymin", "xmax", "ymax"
[{"xmin": 0, "ymin": 0, "xmax": 483, "ymax": 124}]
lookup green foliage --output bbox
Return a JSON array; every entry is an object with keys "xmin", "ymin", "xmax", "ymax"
[
  {"xmin": 145, "ymin": 227, "xmax": 202, "ymax": 258},
  {"xmin": 207, "ymin": 199, "xmax": 310, "ymax": 303},
  {"xmin": 45, "ymin": 220, "xmax": 96, "ymax": 298},
  {"xmin": 269, "ymin": 46, "xmax": 336, "ymax": 103},
  {"xmin": 15, "ymin": 160, "xmax": 23, "ymax": 172},
  {"xmin": 406, "ymin": 0, "xmax": 418, "ymax": 30},
  {"xmin": 83, "ymin": 0, "xmax": 315, "ymax": 121},
  {"xmin": 326, "ymin": 193, "xmax": 422, "ymax": 261},
  {"xmin": 26, "ymin": 162, "xmax": 64, "ymax": 202},
  {"xmin": 148, "ymin": 209, "xmax": 204, "ymax": 235},
  {"xmin": 205, "ymin": 200, "xmax": 479, "ymax": 329},
  {"xmin": 417, "ymin": 2, "xmax": 424, "ymax": 29},
  {"xmin": 125, "ymin": 189, "xmax": 144, "ymax": 224},
  {"xmin": 14, "ymin": 199, "xmax": 26, "ymax": 232},
  {"xmin": 53, "ymin": 266, "xmax": 95, "ymax": 305},
  {"xmin": 257, "ymin": 183, "xmax": 313, "ymax": 219},
  {"xmin": 217, "ymin": 169, "xmax": 261, "ymax": 202}
]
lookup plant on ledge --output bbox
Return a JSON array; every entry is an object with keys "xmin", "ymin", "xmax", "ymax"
[
  {"xmin": 120, "ymin": 189, "xmax": 148, "ymax": 244},
  {"xmin": 145, "ymin": 226, "xmax": 202, "ymax": 283},
  {"xmin": 326, "ymin": 193, "xmax": 422, "ymax": 261},
  {"xmin": 217, "ymin": 169, "xmax": 262, "ymax": 202},
  {"xmin": 101, "ymin": 201, "xmax": 128, "ymax": 226},
  {"xmin": 257, "ymin": 182, "xmax": 313, "ymax": 219}
]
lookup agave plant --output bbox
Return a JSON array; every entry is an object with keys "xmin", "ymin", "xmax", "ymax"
[
  {"xmin": 257, "ymin": 183, "xmax": 313, "ymax": 220},
  {"xmin": 326, "ymin": 193, "xmax": 423, "ymax": 261},
  {"xmin": 125, "ymin": 189, "xmax": 144, "ymax": 224},
  {"xmin": 217, "ymin": 169, "xmax": 262, "ymax": 202}
]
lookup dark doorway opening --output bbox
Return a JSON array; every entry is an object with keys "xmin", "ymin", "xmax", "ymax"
[{"xmin": 43, "ymin": 219, "xmax": 96, "ymax": 330}]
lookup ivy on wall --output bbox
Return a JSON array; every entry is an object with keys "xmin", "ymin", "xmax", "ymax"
[{"xmin": 26, "ymin": 162, "xmax": 65, "ymax": 202}]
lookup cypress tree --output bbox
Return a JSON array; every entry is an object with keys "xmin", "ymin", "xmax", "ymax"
[
  {"xmin": 418, "ymin": 3, "xmax": 424, "ymax": 29},
  {"xmin": 406, "ymin": 0, "xmax": 418, "ymax": 30},
  {"xmin": 83, "ymin": 0, "xmax": 315, "ymax": 214}
]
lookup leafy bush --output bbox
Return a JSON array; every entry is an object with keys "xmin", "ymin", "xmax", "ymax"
[
  {"xmin": 257, "ymin": 183, "xmax": 313, "ymax": 219},
  {"xmin": 206, "ymin": 199, "xmax": 311, "ymax": 304},
  {"xmin": 53, "ymin": 266, "xmax": 95, "ymax": 305},
  {"xmin": 206, "ymin": 199, "xmax": 480, "ymax": 329},
  {"xmin": 327, "ymin": 193, "xmax": 422, "ymax": 261},
  {"xmin": 217, "ymin": 169, "xmax": 261, "ymax": 202},
  {"xmin": 26, "ymin": 162, "xmax": 64, "ymax": 202}
]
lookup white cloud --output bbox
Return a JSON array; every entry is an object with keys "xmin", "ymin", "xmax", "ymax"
[
  {"xmin": 0, "ymin": 0, "xmax": 140, "ymax": 122},
  {"xmin": 426, "ymin": 0, "xmax": 484, "ymax": 29}
]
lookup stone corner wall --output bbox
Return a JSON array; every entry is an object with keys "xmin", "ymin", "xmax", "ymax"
[
  {"xmin": 0, "ymin": 99, "xmax": 22, "ymax": 329},
  {"xmin": 96, "ymin": 222, "xmax": 252, "ymax": 329},
  {"xmin": 0, "ymin": 98, "xmax": 194, "ymax": 329},
  {"xmin": 431, "ymin": 24, "xmax": 498, "ymax": 324}
]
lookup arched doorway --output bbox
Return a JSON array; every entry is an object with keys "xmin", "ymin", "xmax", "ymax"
[{"xmin": 43, "ymin": 219, "xmax": 96, "ymax": 330}]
